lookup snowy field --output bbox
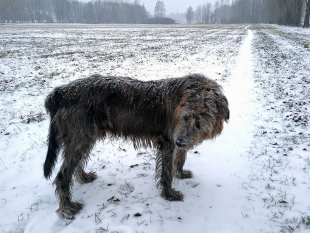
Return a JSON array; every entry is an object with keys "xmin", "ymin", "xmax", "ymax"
[{"xmin": 0, "ymin": 24, "xmax": 309, "ymax": 233}]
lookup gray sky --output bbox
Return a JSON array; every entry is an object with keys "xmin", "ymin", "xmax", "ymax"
[{"xmin": 141, "ymin": 0, "xmax": 217, "ymax": 15}]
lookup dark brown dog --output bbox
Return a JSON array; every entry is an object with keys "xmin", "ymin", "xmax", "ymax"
[{"xmin": 43, "ymin": 74, "xmax": 229, "ymax": 218}]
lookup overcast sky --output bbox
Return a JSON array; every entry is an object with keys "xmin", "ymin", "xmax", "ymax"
[{"xmin": 141, "ymin": 0, "xmax": 217, "ymax": 14}]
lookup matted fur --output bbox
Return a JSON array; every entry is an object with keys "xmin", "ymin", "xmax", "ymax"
[{"xmin": 43, "ymin": 74, "xmax": 229, "ymax": 218}]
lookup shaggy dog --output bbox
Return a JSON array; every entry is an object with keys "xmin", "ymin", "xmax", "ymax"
[{"xmin": 43, "ymin": 74, "xmax": 229, "ymax": 218}]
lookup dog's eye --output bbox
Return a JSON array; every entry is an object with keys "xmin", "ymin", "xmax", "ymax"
[
  {"xmin": 195, "ymin": 118, "xmax": 201, "ymax": 129},
  {"xmin": 200, "ymin": 112, "xmax": 208, "ymax": 118},
  {"xmin": 183, "ymin": 116, "xmax": 189, "ymax": 122}
]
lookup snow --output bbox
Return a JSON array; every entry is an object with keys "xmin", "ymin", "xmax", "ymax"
[{"xmin": 0, "ymin": 24, "xmax": 310, "ymax": 233}]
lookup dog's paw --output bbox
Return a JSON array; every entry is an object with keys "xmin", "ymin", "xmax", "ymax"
[
  {"xmin": 181, "ymin": 169, "xmax": 193, "ymax": 179},
  {"xmin": 57, "ymin": 201, "xmax": 84, "ymax": 219},
  {"xmin": 162, "ymin": 188, "xmax": 184, "ymax": 201},
  {"xmin": 76, "ymin": 171, "xmax": 98, "ymax": 184},
  {"xmin": 176, "ymin": 169, "xmax": 193, "ymax": 179}
]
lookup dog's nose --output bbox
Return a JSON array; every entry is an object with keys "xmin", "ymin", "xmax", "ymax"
[
  {"xmin": 225, "ymin": 110, "xmax": 230, "ymax": 123},
  {"xmin": 176, "ymin": 139, "xmax": 186, "ymax": 148}
]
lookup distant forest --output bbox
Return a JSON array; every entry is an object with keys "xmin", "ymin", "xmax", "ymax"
[
  {"xmin": 187, "ymin": 0, "xmax": 310, "ymax": 27},
  {"xmin": 1, "ymin": 0, "xmax": 310, "ymax": 27},
  {"xmin": 0, "ymin": 0, "xmax": 150, "ymax": 23}
]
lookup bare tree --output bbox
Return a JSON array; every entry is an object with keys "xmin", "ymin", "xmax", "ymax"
[
  {"xmin": 195, "ymin": 5, "xmax": 202, "ymax": 23},
  {"xmin": 195, "ymin": 3, "xmax": 211, "ymax": 24},
  {"xmin": 186, "ymin": 6, "xmax": 194, "ymax": 24},
  {"xmin": 304, "ymin": 0, "xmax": 310, "ymax": 27},
  {"xmin": 154, "ymin": 0, "xmax": 166, "ymax": 18},
  {"xmin": 205, "ymin": 3, "xmax": 212, "ymax": 23}
]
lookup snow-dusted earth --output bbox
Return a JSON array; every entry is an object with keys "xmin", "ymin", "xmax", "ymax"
[{"xmin": 0, "ymin": 24, "xmax": 309, "ymax": 233}]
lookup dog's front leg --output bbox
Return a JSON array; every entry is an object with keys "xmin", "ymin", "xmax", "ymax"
[
  {"xmin": 174, "ymin": 148, "xmax": 193, "ymax": 179},
  {"xmin": 156, "ymin": 141, "xmax": 184, "ymax": 201}
]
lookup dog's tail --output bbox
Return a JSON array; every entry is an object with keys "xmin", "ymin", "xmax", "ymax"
[{"xmin": 43, "ymin": 89, "xmax": 62, "ymax": 179}]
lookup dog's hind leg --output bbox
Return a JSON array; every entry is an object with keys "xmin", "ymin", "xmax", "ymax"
[
  {"xmin": 53, "ymin": 137, "xmax": 95, "ymax": 218},
  {"xmin": 174, "ymin": 148, "xmax": 193, "ymax": 179},
  {"xmin": 53, "ymin": 158, "xmax": 83, "ymax": 218},
  {"xmin": 74, "ymin": 129, "xmax": 106, "ymax": 184},
  {"xmin": 75, "ymin": 162, "xmax": 98, "ymax": 184}
]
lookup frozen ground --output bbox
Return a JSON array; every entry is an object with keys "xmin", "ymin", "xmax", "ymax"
[{"xmin": 0, "ymin": 24, "xmax": 309, "ymax": 233}]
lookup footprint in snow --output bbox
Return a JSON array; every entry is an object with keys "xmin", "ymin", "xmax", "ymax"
[
  {"xmin": 183, "ymin": 180, "xmax": 200, "ymax": 189},
  {"xmin": 118, "ymin": 182, "xmax": 135, "ymax": 195}
]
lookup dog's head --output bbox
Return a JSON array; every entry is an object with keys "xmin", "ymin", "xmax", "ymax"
[{"xmin": 173, "ymin": 77, "xmax": 229, "ymax": 150}]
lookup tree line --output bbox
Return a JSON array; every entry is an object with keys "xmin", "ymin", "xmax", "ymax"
[
  {"xmin": 0, "ymin": 0, "xmax": 149, "ymax": 23},
  {"xmin": 1, "ymin": 0, "xmax": 309, "ymax": 27},
  {"xmin": 186, "ymin": 0, "xmax": 310, "ymax": 27}
]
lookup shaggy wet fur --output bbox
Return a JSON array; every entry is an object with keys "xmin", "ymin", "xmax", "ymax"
[{"xmin": 43, "ymin": 74, "xmax": 229, "ymax": 218}]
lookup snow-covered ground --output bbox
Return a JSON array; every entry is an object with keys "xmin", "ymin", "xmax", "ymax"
[{"xmin": 0, "ymin": 24, "xmax": 309, "ymax": 233}]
